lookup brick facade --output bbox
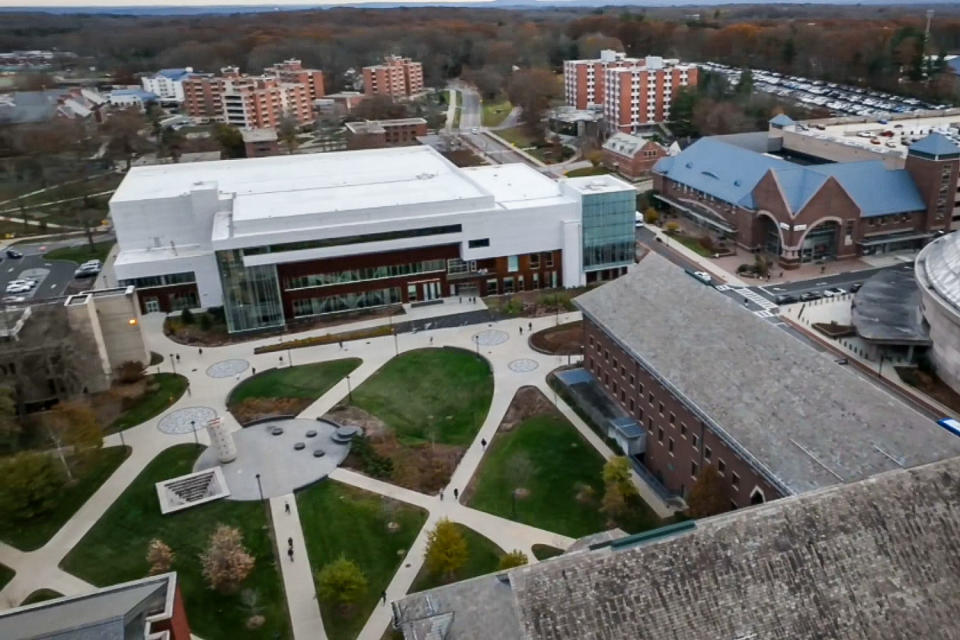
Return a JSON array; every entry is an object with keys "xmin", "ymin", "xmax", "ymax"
[
  {"xmin": 363, "ymin": 56, "xmax": 423, "ymax": 98},
  {"xmin": 602, "ymin": 138, "xmax": 668, "ymax": 179},
  {"xmin": 583, "ymin": 317, "xmax": 782, "ymax": 507}
]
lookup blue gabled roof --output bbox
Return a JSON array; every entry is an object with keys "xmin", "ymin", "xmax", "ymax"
[
  {"xmin": 805, "ymin": 161, "xmax": 925, "ymax": 217},
  {"xmin": 652, "ymin": 138, "xmax": 791, "ymax": 209},
  {"xmin": 771, "ymin": 167, "xmax": 827, "ymax": 214},
  {"xmin": 112, "ymin": 89, "xmax": 158, "ymax": 100},
  {"xmin": 769, "ymin": 113, "xmax": 795, "ymax": 127},
  {"xmin": 157, "ymin": 68, "xmax": 191, "ymax": 81},
  {"xmin": 908, "ymin": 133, "xmax": 960, "ymax": 158}
]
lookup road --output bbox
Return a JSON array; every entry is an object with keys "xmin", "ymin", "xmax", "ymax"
[
  {"xmin": 756, "ymin": 264, "xmax": 914, "ymax": 301},
  {"xmin": 458, "ymin": 85, "xmax": 481, "ymax": 131},
  {"xmin": 0, "ymin": 234, "xmax": 113, "ymax": 303}
]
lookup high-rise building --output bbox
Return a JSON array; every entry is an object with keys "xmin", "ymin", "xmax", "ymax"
[
  {"xmin": 563, "ymin": 50, "xmax": 697, "ymax": 131},
  {"xmin": 362, "ymin": 55, "xmax": 423, "ymax": 98},
  {"xmin": 140, "ymin": 67, "xmax": 198, "ymax": 103},
  {"xmin": 181, "ymin": 60, "xmax": 323, "ymax": 126}
]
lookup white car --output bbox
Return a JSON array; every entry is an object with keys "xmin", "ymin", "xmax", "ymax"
[
  {"xmin": 5, "ymin": 283, "xmax": 30, "ymax": 294},
  {"xmin": 2, "ymin": 295, "xmax": 25, "ymax": 303},
  {"xmin": 822, "ymin": 287, "xmax": 847, "ymax": 297}
]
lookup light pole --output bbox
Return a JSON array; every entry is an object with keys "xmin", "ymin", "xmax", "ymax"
[
  {"xmin": 473, "ymin": 335, "xmax": 479, "ymax": 355},
  {"xmin": 255, "ymin": 473, "xmax": 264, "ymax": 502},
  {"xmin": 393, "ymin": 328, "xmax": 399, "ymax": 356},
  {"xmin": 170, "ymin": 353, "xmax": 176, "ymax": 375},
  {"xmin": 191, "ymin": 420, "xmax": 198, "ymax": 446},
  {"xmin": 287, "ymin": 346, "xmax": 293, "ymax": 367},
  {"xmin": 346, "ymin": 374, "xmax": 353, "ymax": 402},
  {"xmin": 118, "ymin": 428, "xmax": 125, "ymax": 448}
]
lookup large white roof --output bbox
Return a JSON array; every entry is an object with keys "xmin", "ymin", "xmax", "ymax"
[
  {"xmin": 112, "ymin": 146, "xmax": 493, "ymax": 220},
  {"xmin": 461, "ymin": 164, "xmax": 572, "ymax": 209}
]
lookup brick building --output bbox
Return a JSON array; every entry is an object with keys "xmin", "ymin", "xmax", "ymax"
[
  {"xmin": 573, "ymin": 253, "xmax": 960, "ymax": 506},
  {"xmin": 601, "ymin": 132, "xmax": 669, "ymax": 178},
  {"xmin": 563, "ymin": 50, "xmax": 697, "ymax": 131},
  {"xmin": 362, "ymin": 55, "xmax": 423, "ymax": 98},
  {"xmin": 263, "ymin": 58, "xmax": 325, "ymax": 101},
  {"xmin": 241, "ymin": 127, "xmax": 281, "ymax": 157},
  {"xmin": 653, "ymin": 132, "xmax": 960, "ymax": 268},
  {"xmin": 345, "ymin": 117, "xmax": 427, "ymax": 149},
  {"xmin": 181, "ymin": 73, "xmax": 223, "ymax": 121}
]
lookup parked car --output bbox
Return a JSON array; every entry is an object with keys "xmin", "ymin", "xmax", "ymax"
[
  {"xmin": 774, "ymin": 294, "xmax": 798, "ymax": 305},
  {"xmin": 822, "ymin": 287, "xmax": 847, "ymax": 297},
  {"xmin": 5, "ymin": 249, "xmax": 22, "ymax": 259},
  {"xmin": 74, "ymin": 264, "xmax": 100, "ymax": 278},
  {"xmin": 5, "ymin": 282, "xmax": 30, "ymax": 294},
  {"xmin": 799, "ymin": 291, "xmax": 822, "ymax": 302},
  {"xmin": 686, "ymin": 270, "xmax": 713, "ymax": 285},
  {"xmin": 1, "ymin": 295, "xmax": 25, "ymax": 303},
  {"xmin": 850, "ymin": 282, "xmax": 863, "ymax": 293}
]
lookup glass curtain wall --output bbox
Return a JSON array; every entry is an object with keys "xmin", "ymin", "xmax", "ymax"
[
  {"xmin": 582, "ymin": 190, "xmax": 636, "ymax": 271},
  {"xmin": 216, "ymin": 249, "xmax": 285, "ymax": 333}
]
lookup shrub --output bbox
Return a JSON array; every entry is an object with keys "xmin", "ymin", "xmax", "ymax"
[
  {"xmin": 351, "ymin": 434, "xmax": 394, "ymax": 479},
  {"xmin": 315, "ymin": 555, "xmax": 367, "ymax": 612},
  {"xmin": 664, "ymin": 221, "xmax": 680, "ymax": 234},
  {"xmin": 199, "ymin": 313, "xmax": 213, "ymax": 331},
  {"xmin": 180, "ymin": 308, "xmax": 194, "ymax": 325},
  {"xmin": 644, "ymin": 207, "xmax": 659, "ymax": 224},
  {"xmin": 0, "ymin": 452, "xmax": 66, "ymax": 521},
  {"xmin": 200, "ymin": 524, "xmax": 255, "ymax": 593},
  {"xmin": 498, "ymin": 550, "xmax": 529, "ymax": 570},
  {"xmin": 698, "ymin": 235, "xmax": 715, "ymax": 252},
  {"xmin": 425, "ymin": 519, "xmax": 468, "ymax": 579},
  {"xmin": 116, "ymin": 360, "xmax": 145, "ymax": 384},
  {"xmin": 206, "ymin": 306, "xmax": 226, "ymax": 324},
  {"xmin": 147, "ymin": 538, "xmax": 175, "ymax": 574}
]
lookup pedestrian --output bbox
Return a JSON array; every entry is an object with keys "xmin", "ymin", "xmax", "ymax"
[
  {"xmin": 287, "ymin": 537, "xmax": 293, "ymax": 547},
  {"xmin": 381, "ymin": 590, "xmax": 387, "ymax": 604},
  {"xmin": 284, "ymin": 502, "xmax": 290, "ymax": 515},
  {"xmin": 453, "ymin": 488, "xmax": 459, "ymax": 500},
  {"xmin": 481, "ymin": 438, "xmax": 487, "ymax": 448},
  {"xmin": 235, "ymin": 373, "xmax": 240, "ymax": 381},
  {"xmin": 743, "ymin": 298, "xmax": 748, "ymax": 306},
  {"xmin": 459, "ymin": 296, "xmax": 462, "ymax": 303},
  {"xmin": 439, "ymin": 489, "xmax": 444, "ymax": 501},
  {"xmin": 252, "ymin": 367, "xmax": 256, "ymax": 375},
  {"xmin": 287, "ymin": 547, "xmax": 294, "ymax": 561},
  {"xmin": 339, "ymin": 340, "xmax": 343, "ymax": 350},
  {"xmin": 198, "ymin": 347, "xmax": 203, "ymax": 356},
  {"xmin": 175, "ymin": 353, "xmax": 180, "ymax": 362},
  {"xmin": 519, "ymin": 326, "xmax": 523, "ymax": 335},
  {"xmin": 528, "ymin": 322, "xmax": 532, "ymax": 332}
]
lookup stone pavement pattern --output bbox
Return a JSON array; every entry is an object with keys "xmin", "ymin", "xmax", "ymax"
[{"xmin": 0, "ymin": 298, "xmax": 672, "ymax": 640}]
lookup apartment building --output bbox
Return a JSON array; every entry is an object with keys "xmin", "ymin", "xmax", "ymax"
[
  {"xmin": 109, "ymin": 147, "xmax": 636, "ymax": 331},
  {"xmin": 181, "ymin": 59, "xmax": 322, "ymax": 125},
  {"xmin": 362, "ymin": 55, "xmax": 424, "ymax": 98},
  {"xmin": 140, "ymin": 67, "xmax": 197, "ymax": 103},
  {"xmin": 563, "ymin": 50, "xmax": 697, "ymax": 131}
]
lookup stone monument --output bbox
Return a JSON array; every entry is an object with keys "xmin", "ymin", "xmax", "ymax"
[{"xmin": 206, "ymin": 417, "xmax": 237, "ymax": 463}]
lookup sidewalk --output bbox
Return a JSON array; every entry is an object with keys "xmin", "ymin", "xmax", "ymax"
[
  {"xmin": 270, "ymin": 495, "xmax": 326, "ymax": 640},
  {"xmin": 644, "ymin": 225, "xmax": 748, "ymax": 287}
]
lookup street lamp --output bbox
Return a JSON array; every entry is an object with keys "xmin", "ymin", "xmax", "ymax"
[
  {"xmin": 170, "ymin": 353, "xmax": 176, "ymax": 374},
  {"xmin": 255, "ymin": 473, "xmax": 264, "ymax": 502},
  {"xmin": 346, "ymin": 374, "xmax": 353, "ymax": 402},
  {"xmin": 393, "ymin": 328, "xmax": 399, "ymax": 356},
  {"xmin": 191, "ymin": 420, "xmax": 198, "ymax": 446},
  {"xmin": 473, "ymin": 335, "xmax": 479, "ymax": 355}
]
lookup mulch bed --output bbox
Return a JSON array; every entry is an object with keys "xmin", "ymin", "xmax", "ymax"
[
  {"xmin": 896, "ymin": 366, "xmax": 960, "ymax": 415},
  {"xmin": 529, "ymin": 321, "xmax": 583, "ymax": 355}
]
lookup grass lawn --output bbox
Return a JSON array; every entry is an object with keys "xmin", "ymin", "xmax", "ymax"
[
  {"xmin": 61, "ymin": 444, "xmax": 289, "ymax": 640},
  {"xmin": 228, "ymin": 359, "xmax": 361, "ymax": 408},
  {"xmin": 0, "ymin": 564, "xmax": 13, "ymax": 590},
  {"xmin": 482, "ymin": 98, "xmax": 512, "ymax": 127},
  {"xmin": 531, "ymin": 544, "xmax": 564, "ymax": 561},
  {"xmin": 565, "ymin": 166, "xmax": 610, "ymax": 178},
  {"xmin": 0, "ymin": 446, "xmax": 130, "ymax": 551},
  {"xmin": 409, "ymin": 523, "xmax": 503, "ymax": 593},
  {"xmin": 297, "ymin": 481, "xmax": 427, "ymax": 640},
  {"xmin": 44, "ymin": 241, "xmax": 114, "ymax": 264},
  {"xmin": 21, "ymin": 589, "xmax": 62, "ymax": 605},
  {"xmin": 669, "ymin": 233, "xmax": 714, "ymax": 257},
  {"xmin": 497, "ymin": 126, "xmax": 537, "ymax": 149},
  {"xmin": 351, "ymin": 349, "xmax": 493, "ymax": 446},
  {"xmin": 467, "ymin": 414, "xmax": 661, "ymax": 537},
  {"xmin": 109, "ymin": 374, "xmax": 189, "ymax": 433}
]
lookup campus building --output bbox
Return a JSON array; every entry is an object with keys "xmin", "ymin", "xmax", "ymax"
[
  {"xmin": 140, "ymin": 67, "xmax": 197, "ymax": 104},
  {"xmin": 394, "ymin": 455, "xmax": 960, "ymax": 640},
  {"xmin": 916, "ymin": 230, "xmax": 960, "ymax": 394},
  {"xmin": 362, "ymin": 55, "xmax": 423, "ymax": 98},
  {"xmin": 109, "ymin": 147, "xmax": 636, "ymax": 331},
  {"xmin": 601, "ymin": 132, "xmax": 669, "ymax": 179},
  {"xmin": 0, "ymin": 573, "xmax": 191, "ymax": 639},
  {"xmin": 563, "ymin": 50, "xmax": 697, "ymax": 130},
  {"xmin": 345, "ymin": 117, "xmax": 428, "ymax": 149},
  {"xmin": 571, "ymin": 253, "xmax": 960, "ymax": 506},
  {"xmin": 241, "ymin": 127, "xmax": 281, "ymax": 157},
  {"xmin": 652, "ymin": 131, "xmax": 960, "ymax": 268}
]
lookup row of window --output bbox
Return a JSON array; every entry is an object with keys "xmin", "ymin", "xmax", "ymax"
[
  {"xmin": 242, "ymin": 224, "xmax": 463, "ymax": 257},
  {"xmin": 283, "ymin": 259, "xmax": 445, "ymax": 291},
  {"xmin": 866, "ymin": 213, "xmax": 914, "ymax": 226},
  {"xmin": 291, "ymin": 286, "xmax": 402, "ymax": 318},
  {"xmin": 119, "ymin": 271, "xmax": 196, "ymax": 289},
  {"xmin": 485, "ymin": 271, "xmax": 559, "ymax": 295}
]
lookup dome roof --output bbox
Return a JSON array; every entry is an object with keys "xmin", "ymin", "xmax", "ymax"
[{"xmin": 920, "ymin": 232, "xmax": 960, "ymax": 312}]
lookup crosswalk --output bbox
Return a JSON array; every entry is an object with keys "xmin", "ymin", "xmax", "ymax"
[{"xmin": 716, "ymin": 285, "xmax": 780, "ymax": 319}]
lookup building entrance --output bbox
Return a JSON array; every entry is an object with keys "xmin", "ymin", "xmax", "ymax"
[{"xmin": 801, "ymin": 221, "xmax": 839, "ymax": 263}]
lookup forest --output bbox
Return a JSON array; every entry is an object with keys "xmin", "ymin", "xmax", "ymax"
[{"xmin": 2, "ymin": 3, "xmax": 960, "ymax": 105}]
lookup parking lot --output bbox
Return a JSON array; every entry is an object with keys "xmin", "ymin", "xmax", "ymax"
[{"xmin": 0, "ymin": 238, "xmax": 109, "ymax": 303}]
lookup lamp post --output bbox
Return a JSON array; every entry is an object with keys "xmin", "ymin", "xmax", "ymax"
[
  {"xmin": 170, "ymin": 353, "xmax": 176, "ymax": 375},
  {"xmin": 346, "ymin": 374, "xmax": 353, "ymax": 402},
  {"xmin": 393, "ymin": 328, "xmax": 399, "ymax": 356},
  {"xmin": 118, "ymin": 428, "xmax": 125, "ymax": 448},
  {"xmin": 473, "ymin": 335, "xmax": 479, "ymax": 355},
  {"xmin": 190, "ymin": 420, "xmax": 198, "ymax": 446},
  {"xmin": 255, "ymin": 473, "xmax": 264, "ymax": 502}
]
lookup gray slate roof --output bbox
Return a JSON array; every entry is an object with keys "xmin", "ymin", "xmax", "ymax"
[
  {"xmin": 575, "ymin": 253, "xmax": 960, "ymax": 494},
  {"xmin": 852, "ymin": 267, "xmax": 930, "ymax": 344},
  {"xmin": 396, "ymin": 456, "xmax": 960, "ymax": 640}
]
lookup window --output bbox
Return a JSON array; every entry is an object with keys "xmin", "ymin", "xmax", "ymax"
[
  {"xmin": 638, "ymin": 383, "xmax": 644, "ymax": 394},
  {"xmin": 629, "ymin": 399, "xmax": 635, "ymax": 411},
  {"xmin": 648, "ymin": 393, "xmax": 654, "ymax": 404},
  {"xmin": 544, "ymin": 252, "xmax": 554, "ymax": 268},
  {"xmin": 244, "ymin": 225, "xmax": 463, "ymax": 255},
  {"xmin": 604, "ymin": 374, "xmax": 610, "ymax": 385},
  {"xmin": 468, "ymin": 238, "xmax": 490, "ymax": 248},
  {"xmin": 620, "ymin": 365, "xmax": 626, "ymax": 376},
  {"xmin": 629, "ymin": 375, "xmax": 635, "ymax": 387},
  {"xmin": 507, "ymin": 255, "xmax": 519, "ymax": 272},
  {"xmin": 657, "ymin": 427, "xmax": 664, "ymax": 443},
  {"xmin": 731, "ymin": 472, "xmax": 740, "ymax": 491},
  {"xmin": 668, "ymin": 438, "xmax": 674, "ymax": 454},
  {"xmin": 613, "ymin": 382, "xmax": 618, "ymax": 394},
  {"xmin": 669, "ymin": 412, "xmax": 676, "ymax": 425},
  {"xmin": 529, "ymin": 253, "xmax": 540, "ymax": 269},
  {"xmin": 502, "ymin": 277, "xmax": 515, "ymax": 293},
  {"xmin": 637, "ymin": 407, "xmax": 644, "ymax": 420},
  {"xmin": 647, "ymin": 417, "xmax": 653, "ymax": 433},
  {"xmin": 680, "ymin": 423, "xmax": 687, "ymax": 438},
  {"xmin": 691, "ymin": 461, "xmax": 698, "ymax": 477},
  {"xmin": 658, "ymin": 402, "xmax": 664, "ymax": 415},
  {"xmin": 620, "ymin": 390, "xmax": 625, "ymax": 402},
  {"xmin": 704, "ymin": 445, "xmax": 712, "ymax": 462},
  {"xmin": 589, "ymin": 337, "xmax": 594, "ymax": 347},
  {"xmin": 485, "ymin": 278, "xmax": 498, "ymax": 295},
  {"xmin": 612, "ymin": 358, "xmax": 618, "ymax": 370},
  {"xmin": 605, "ymin": 349, "xmax": 610, "ymax": 361},
  {"xmin": 718, "ymin": 459, "xmax": 726, "ymax": 475}
]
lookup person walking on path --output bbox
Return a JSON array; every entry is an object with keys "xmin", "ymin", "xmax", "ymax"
[
  {"xmin": 381, "ymin": 590, "xmax": 387, "ymax": 605},
  {"xmin": 439, "ymin": 489, "xmax": 444, "ymax": 501},
  {"xmin": 285, "ymin": 502, "xmax": 290, "ymax": 514},
  {"xmin": 528, "ymin": 322, "xmax": 532, "ymax": 332},
  {"xmin": 198, "ymin": 347, "xmax": 203, "ymax": 356},
  {"xmin": 519, "ymin": 326, "xmax": 523, "ymax": 335},
  {"xmin": 481, "ymin": 438, "xmax": 487, "ymax": 448},
  {"xmin": 288, "ymin": 537, "xmax": 293, "ymax": 547},
  {"xmin": 175, "ymin": 353, "xmax": 180, "ymax": 362},
  {"xmin": 453, "ymin": 488, "xmax": 459, "ymax": 500},
  {"xmin": 287, "ymin": 547, "xmax": 294, "ymax": 561},
  {"xmin": 339, "ymin": 340, "xmax": 343, "ymax": 350}
]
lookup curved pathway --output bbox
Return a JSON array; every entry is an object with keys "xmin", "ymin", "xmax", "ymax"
[{"xmin": 0, "ymin": 300, "xmax": 670, "ymax": 640}]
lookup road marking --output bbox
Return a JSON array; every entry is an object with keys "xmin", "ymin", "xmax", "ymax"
[{"xmin": 754, "ymin": 310, "xmax": 775, "ymax": 318}]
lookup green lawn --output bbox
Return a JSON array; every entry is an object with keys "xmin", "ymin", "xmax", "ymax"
[
  {"xmin": 228, "ymin": 359, "xmax": 361, "ymax": 407},
  {"xmin": 0, "ymin": 446, "xmax": 130, "ymax": 551},
  {"xmin": 467, "ymin": 414, "xmax": 661, "ymax": 537},
  {"xmin": 670, "ymin": 233, "xmax": 714, "ymax": 257},
  {"xmin": 351, "ymin": 348, "xmax": 493, "ymax": 446},
  {"xmin": 0, "ymin": 563, "xmax": 13, "ymax": 590},
  {"xmin": 297, "ymin": 481, "xmax": 427, "ymax": 640},
  {"xmin": 109, "ymin": 374, "xmax": 189, "ymax": 433},
  {"xmin": 481, "ymin": 98, "xmax": 512, "ymax": 127},
  {"xmin": 497, "ymin": 126, "xmax": 537, "ymax": 148},
  {"xmin": 21, "ymin": 589, "xmax": 62, "ymax": 605},
  {"xmin": 44, "ymin": 241, "xmax": 114, "ymax": 264},
  {"xmin": 531, "ymin": 544, "xmax": 564, "ymax": 561},
  {"xmin": 61, "ymin": 444, "xmax": 290, "ymax": 640},
  {"xmin": 565, "ymin": 166, "xmax": 610, "ymax": 178},
  {"xmin": 409, "ymin": 523, "xmax": 503, "ymax": 593}
]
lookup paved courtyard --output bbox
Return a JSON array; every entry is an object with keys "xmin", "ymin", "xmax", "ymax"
[{"xmin": 0, "ymin": 297, "xmax": 672, "ymax": 640}]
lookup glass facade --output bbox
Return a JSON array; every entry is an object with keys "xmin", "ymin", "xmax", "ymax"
[
  {"xmin": 242, "ymin": 225, "xmax": 462, "ymax": 257},
  {"xmin": 291, "ymin": 286, "xmax": 402, "ymax": 318},
  {"xmin": 216, "ymin": 249, "xmax": 285, "ymax": 333},
  {"xmin": 581, "ymin": 190, "xmax": 636, "ymax": 271},
  {"xmin": 284, "ymin": 259, "xmax": 445, "ymax": 290}
]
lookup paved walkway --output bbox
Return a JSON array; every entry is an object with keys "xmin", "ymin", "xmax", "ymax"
[
  {"xmin": 0, "ymin": 298, "xmax": 662, "ymax": 640},
  {"xmin": 270, "ymin": 495, "xmax": 326, "ymax": 640}
]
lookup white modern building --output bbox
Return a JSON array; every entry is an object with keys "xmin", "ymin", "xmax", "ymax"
[
  {"xmin": 141, "ymin": 67, "xmax": 195, "ymax": 103},
  {"xmin": 108, "ymin": 88, "xmax": 157, "ymax": 112},
  {"xmin": 109, "ymin": 146, "xmax": 636, "ymax": 333},
  {"xmin": 916, "ymin": 230, "xmax": 960, "ymax": 393}
]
